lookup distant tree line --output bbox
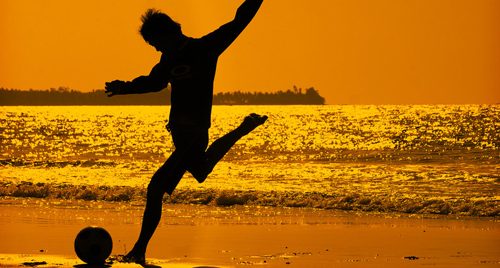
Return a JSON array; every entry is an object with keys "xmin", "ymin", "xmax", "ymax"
[
  {"xmin": 0, "ymin": 87, "xmax": 170, "ymax": 106},
  {"xmin": 213, "ymin": 86, "xmax": 325, "ymax": 105},
  {"xmin": 0, "ymin": 86, "xmax": 324, "ymax": 105}
]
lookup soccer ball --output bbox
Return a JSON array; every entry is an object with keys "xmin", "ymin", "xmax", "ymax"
[{"xmin": 74, "ymin": 226, "xmax": 113, "ymax": 264}]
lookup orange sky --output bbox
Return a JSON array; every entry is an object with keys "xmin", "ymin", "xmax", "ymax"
[{"xmin": 1, "ymin": 0, "xmax": 499, "ymax": 104}]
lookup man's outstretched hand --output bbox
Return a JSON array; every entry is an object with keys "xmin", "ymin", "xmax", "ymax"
[{"xmin": 105, "ymin": 80, "xmax": 125, "ymax": 97}]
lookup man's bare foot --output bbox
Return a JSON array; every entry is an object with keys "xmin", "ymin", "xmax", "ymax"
[
  {"xmin": 240, "ymin": 113, "xmax": 268, "ymax": 134},
  {"xmin": 122, "ymin": 248, "xmax": 146, "ymax": 264}
]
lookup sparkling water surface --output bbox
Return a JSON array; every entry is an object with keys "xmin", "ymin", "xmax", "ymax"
[{"xmin": 1, "ymin": 105, "xmax": 499, "ymax": 216}]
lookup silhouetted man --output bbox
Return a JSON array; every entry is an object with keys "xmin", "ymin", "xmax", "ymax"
[{"xmin": 104, "ymin": 0, "xmax": 266, "ymax": 263}]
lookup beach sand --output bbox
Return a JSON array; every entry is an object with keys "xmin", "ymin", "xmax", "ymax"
[{"xmin": 0, "ymin": 197, "xmax": 499, "ymax": 268}]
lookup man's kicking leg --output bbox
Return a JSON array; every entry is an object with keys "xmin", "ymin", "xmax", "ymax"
[{"xmin": 191, "ymin": 113, "xmax": 268, "ymax": 183}]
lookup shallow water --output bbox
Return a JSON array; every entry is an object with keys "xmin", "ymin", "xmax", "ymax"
[{"xmin": 1, "ymin": 105, "xmax": 499, "ymax": 216}]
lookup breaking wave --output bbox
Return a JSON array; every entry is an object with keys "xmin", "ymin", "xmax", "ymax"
[{"xmin": 1, "ymin": 182, "xmax": 498, "ymax": 217}]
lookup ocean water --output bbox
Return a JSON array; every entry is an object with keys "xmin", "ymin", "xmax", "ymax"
[{"xmin": 1, "ymin": 105, "xmax": 499, "ymax": 217}]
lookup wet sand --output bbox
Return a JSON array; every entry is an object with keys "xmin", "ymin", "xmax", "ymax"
[{"xmin": 0, "ymin": 197, "xmax": 499, "ymax": 267}]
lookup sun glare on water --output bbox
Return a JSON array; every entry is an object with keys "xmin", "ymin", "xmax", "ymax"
[{"xmin": 1, "ymin": 105, "xmax": 499, "ymax": 216}]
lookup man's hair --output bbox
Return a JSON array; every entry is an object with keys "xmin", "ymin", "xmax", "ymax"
[{"xmin": 140, "ymin": 8, "xmax": 182, "ymax": 43}]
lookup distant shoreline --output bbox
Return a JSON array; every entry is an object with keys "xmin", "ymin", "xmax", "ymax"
[{"xmin": 0, "ymin": 86, "xmax": 325, "ymax": 106}]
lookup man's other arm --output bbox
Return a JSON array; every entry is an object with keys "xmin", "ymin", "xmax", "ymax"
[{"xmin": 105, "ymin": 63, "xmax": 169, "ymax": 96}]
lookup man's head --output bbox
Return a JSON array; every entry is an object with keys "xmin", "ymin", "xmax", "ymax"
[{"xmin": 140, "ymin": 9, "xmax": 184, "ymax": 53}]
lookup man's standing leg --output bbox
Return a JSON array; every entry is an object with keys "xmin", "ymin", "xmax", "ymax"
[{"xmin": 124, "ymin": 151, "xmax": 188, "ymax": 263}]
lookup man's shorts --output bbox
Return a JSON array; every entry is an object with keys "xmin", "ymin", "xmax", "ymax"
[{"xmin": 149, "ymin": 125, "xmax": 209, "ymax": 195}]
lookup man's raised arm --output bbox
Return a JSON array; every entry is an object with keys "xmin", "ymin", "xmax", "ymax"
[
  {"xmin": 234, "ymin": 0, "xmax": 264, "ymax": 27},
  {"xmin": 204, "ymin": 0, "xmax": 264, "ymax": 55}
]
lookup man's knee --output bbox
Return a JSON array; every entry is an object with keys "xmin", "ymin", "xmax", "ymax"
[
  {"xmin": 186, "ymin": 159, "xmax": 209, "ymax": 183},
  {"xmin": 190, "ymin": 171, "xmax": 208, "ymax": 184}
]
